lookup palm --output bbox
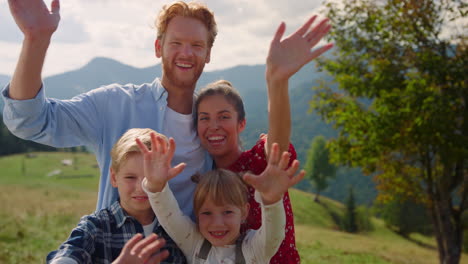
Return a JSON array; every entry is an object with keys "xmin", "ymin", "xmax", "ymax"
[
  {"xmin": 8, "ymin": 0, "xmax": 60, "ymax": 37},
  {"xmin": 243, "ymin": 143, "xmax": 305, "ymax": 205}
]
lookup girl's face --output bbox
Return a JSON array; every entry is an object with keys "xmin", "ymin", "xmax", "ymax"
[
  {"xmin": 197, "ymin": 197, "xmax": 249, "ymax": 247},
  {"xmin": 197, "ymin": 95, "xmax": 246, "ymax": 163}
]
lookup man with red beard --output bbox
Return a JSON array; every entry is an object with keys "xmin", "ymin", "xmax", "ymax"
[{"xmin": 2, "ymin": 2, "xmax": 215, "ymax": 261}]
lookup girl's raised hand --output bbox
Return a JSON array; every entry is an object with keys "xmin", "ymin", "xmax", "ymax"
[
  {"xmin": 243, "ymin": 143, "xmax": 305, "ymax": 205},
  {"xmin": 136, "ymin": 132, "xmax": 186, "ymax": 193}
]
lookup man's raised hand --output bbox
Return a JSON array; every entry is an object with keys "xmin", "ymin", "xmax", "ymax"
[{"xmin": 8, "ymin": 0, "xmax": 60, "ymax": 39}]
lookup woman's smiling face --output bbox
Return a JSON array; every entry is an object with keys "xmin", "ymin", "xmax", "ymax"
[{"xmin": 196, "ymin": 94, "xmax": 245, "ymax": 164}]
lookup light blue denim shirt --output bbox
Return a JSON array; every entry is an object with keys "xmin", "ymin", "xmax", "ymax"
[{"xmin": 2, "ymin": 78, "xmax": 212, "ymax": 215}]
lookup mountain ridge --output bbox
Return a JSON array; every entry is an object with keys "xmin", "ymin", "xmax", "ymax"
[{"xmin": 0, "ymin": 57, "xmax": 376, "ymax": 205}]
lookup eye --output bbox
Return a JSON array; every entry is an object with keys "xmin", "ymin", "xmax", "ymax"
[
  {"xmin": 201, "ymin": 211, "xmax": 212, "ymax": 216},
  {"xmin": 223, "ymin": 210, "xmax": 233, "ymax": 215},
  {"xmin": 171, "ymin": 41, "xmax": 181, "ymax": 46}
]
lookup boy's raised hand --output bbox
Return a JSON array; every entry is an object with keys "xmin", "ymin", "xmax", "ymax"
[
  {"xmin": 243, "ymin": 143, "xmax": 305, "ymax": 205},
  {"xmin": 113, "ymin": 233, "xmax": 169, "ymax": 264},
  {"xmin": 266, "ymin": 15, "xmax": 333, "ymax": 83},
  {"xmin": 136, "ymin": 132, "xmax": 186, "ymax": 193}
]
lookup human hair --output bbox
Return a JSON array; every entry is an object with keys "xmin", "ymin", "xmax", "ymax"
[
  {"xmin": 194, "ymin": 80, "xmax": 246, "ymax": 128},
  {"xmin": 110, "ymin": 128, "xmax": 167, "ymax": 173},
  {"xmin": 193, "ymin": 169, "xmax": 249, "ymax": 218},
  {"xmin": 156, "ymin": 1, "xmax": 218, "ymax": 48}
]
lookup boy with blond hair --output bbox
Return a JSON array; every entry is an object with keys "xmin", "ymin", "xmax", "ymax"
[{"xmin": 47, "ymin": 128, "xmax": 186, "ymax": 264}]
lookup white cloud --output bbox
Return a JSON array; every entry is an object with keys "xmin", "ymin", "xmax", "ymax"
[{"xmin": 0, "ymin": 0, "xmax": 325, "ymax": 77}]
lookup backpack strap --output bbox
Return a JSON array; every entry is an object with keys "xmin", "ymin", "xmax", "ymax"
[
  {"xmin": 195, "ymin": 233, "xmax": 246, "ymax": 264},
  {"xmin": 235, "ymin": 232, "xmax": 246, "ymax": 264},
  {"xmin": 194, "ymin": 239, "xmax": 212, "ymax": 264}
]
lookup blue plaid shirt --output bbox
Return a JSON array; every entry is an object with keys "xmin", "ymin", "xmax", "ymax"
[{"xmin": 46, "ymin": 200, "xmax": 187, "ymax": 264}]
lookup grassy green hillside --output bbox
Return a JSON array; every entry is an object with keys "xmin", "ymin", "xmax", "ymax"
[{"xmin": 0, "ymin": 152, "xmax": 466, "ymax": 264}]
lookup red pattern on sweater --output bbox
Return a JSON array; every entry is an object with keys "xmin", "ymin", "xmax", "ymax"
[{"xmin": 227, "ymin": 139, "xmax": 300, "ymax": 264}]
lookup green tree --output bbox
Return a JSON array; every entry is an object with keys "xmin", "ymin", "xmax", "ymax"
[
  {"xmin": 343, "ymin": 186, "xmax": 358, "ymax": 233},
  {"xmin": 305, "ymin": 135, "xmax": 337, "ymax": 202},
  {"xmin": 312, "ymin": 0, "xmax": 467, "ymax": 263},
  {"xmin": 377, "ymin": 197, "xmax": 432, "ymax": 237}
]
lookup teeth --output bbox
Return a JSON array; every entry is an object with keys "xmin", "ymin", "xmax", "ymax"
[
  {"xmin": 176, "ymin": 62, "xmax": 192, "ymax": 68},
  {"xmin": 208, "ymin": 136, "xmax": 224, "ymax": 141},
  {"xmin": 211, "ymin": 231, "xmax": 227, "ymax": 236}
]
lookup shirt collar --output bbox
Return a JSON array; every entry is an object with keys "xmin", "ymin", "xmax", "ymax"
[
  {"xmin": 109, "ymin": 200, "xmax": 134, "ymax": 229},
  {"xmin": 152, "ymin": 77, "xmax": 167, "ymax": 102}
]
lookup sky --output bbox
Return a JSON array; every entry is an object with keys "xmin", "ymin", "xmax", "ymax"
[{"xmin": 0, "ymin": 0, "xmax": 327, "ymax": 77}]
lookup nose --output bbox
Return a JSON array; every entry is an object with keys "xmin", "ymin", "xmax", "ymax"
[
  {"xmin": 208, "ymin": 118, "xmax": 219, "ymax": 129},
  {"xmin": 181, "ymin": 43, "xmax": 194, "ymax": 57},
  {"xmin": 212, "ymin": 214, "xmax": 224, "ymax": 226},
  {"xmin": 135, "ymin": 178, "xmax": 144, "ymax": 192}
]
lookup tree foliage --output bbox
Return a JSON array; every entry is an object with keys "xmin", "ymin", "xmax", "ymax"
[
  {"xmin": 305, "ymin": 135, "xmax": 337, "ymax": 202},
  {"xmin": 0, "ymin": 116, "xmax": 57, "ymax": 156},
  {"xmin": 343, "ymin": 186, "xmax": 358, "ymax": 233},
  {"xmin": 377, "ymin": 196, "xmax": 432, "ymax": 237},
  {"xmin": 312, "ymin": 0, "xmax": 467, "ymax": 263}
]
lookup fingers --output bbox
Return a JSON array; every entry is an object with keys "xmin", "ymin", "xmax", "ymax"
[
  {"xmin": 51, "ymin": 0, "xmax": 60, "ymax": 14},
  {"xmin": 168, "ymin": 162, "xmax": 186, "ymax": 179},
  {"xmin": 304, "ymin": 18, "xmax": 331, "ymax": 45},
  {"xmin": 167, "ymin": 137, "xmax": 176, "ymax": 162},
  {"xmin": 272, "ymin": 22, "xmax": 286, "ymax": 44},
  {"xmin": 286, "ymin": 160, "xmax": 306, "ymax": 187},
  {"xmin": 138, "ymin": 235, "xmax": 166, "ymax": 260},
  {"xmin": 147, "ymin": 249, "xmax": 170, "ymax": 264},
  {"xmin": 295, "ymin": 15, "xmax": 317, "ymax": 37},
  {"xmin": 156, "ymin": 135, "xmax": 168, "ymax": 155},
  {"xmin": 121, "ymin": 233, "xmax": 144, "ymax": 255},
  {"xmin": 136, "ymin": 138, "xmax": 151, "ymax": 155},
  {"xmin": 267, "ymin": 143, "xmax": 280, "ymax": 165},
  {"xmin": 308, "ymin": 42, "xmax": 334, "ymax": 61},
  {"xmin": 243, "ymin": 172, "xmax": 259, "ymax": 188},
  {"xmin": 131, "ymin": 234, "xmax": 165, "ymax": 259},
  {"xmin": 278, "ymin": 151, "xmax": 290, "ymax": 170},
  {"xmin": 291, "ymin": 169, "xmax": 306, "ymax": 186}
]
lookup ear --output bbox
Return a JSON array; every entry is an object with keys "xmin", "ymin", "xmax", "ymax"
[
  {"xmin": 155, "ymin": 39, "xmax": 162, "ymax": 58},
  {"xmin": 205, "ymin": 48, "xmax": 211, "ymax": 64},
  {"xmin": 241, "ymin": 203, "xmax": 250, "ymax": 221},
  {"xmin": 110, "ymin": 168, "xmax": 118, "ymax": 188},
  {"xmin": 238, "ymin": 118, "xmax": 246, "ymax": 133}
]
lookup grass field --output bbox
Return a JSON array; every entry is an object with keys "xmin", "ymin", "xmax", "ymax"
[{"xmin": 0, "ymin": 152, "xmax": 466, "ymax": 264}]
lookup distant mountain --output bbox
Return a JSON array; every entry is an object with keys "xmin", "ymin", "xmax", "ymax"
[
  {"xmin": 0, "ymin": 57, "xmax": 376, "ymax": 205},
  {"xmin": 43, "ymin": 57, "xmax": 162, "ymax": 100}
]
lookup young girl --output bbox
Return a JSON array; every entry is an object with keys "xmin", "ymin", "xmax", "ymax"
[
  {"xmin": 137, "ymin": 132, "xmax": 305, "ymax": 263},
  {"xmin": 194, "ymin": 15, "xmax": 333, "ymax": 264}
]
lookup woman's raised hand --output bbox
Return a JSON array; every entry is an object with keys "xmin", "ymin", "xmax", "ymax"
[{"xmin": 266, "ymin": 15, "xmax": 333, "ymax": 83}]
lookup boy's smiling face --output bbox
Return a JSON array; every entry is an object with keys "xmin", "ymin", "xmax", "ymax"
[{"xmin": 111, "ymin": 152, "xmax": 153, "ymax": 224}]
